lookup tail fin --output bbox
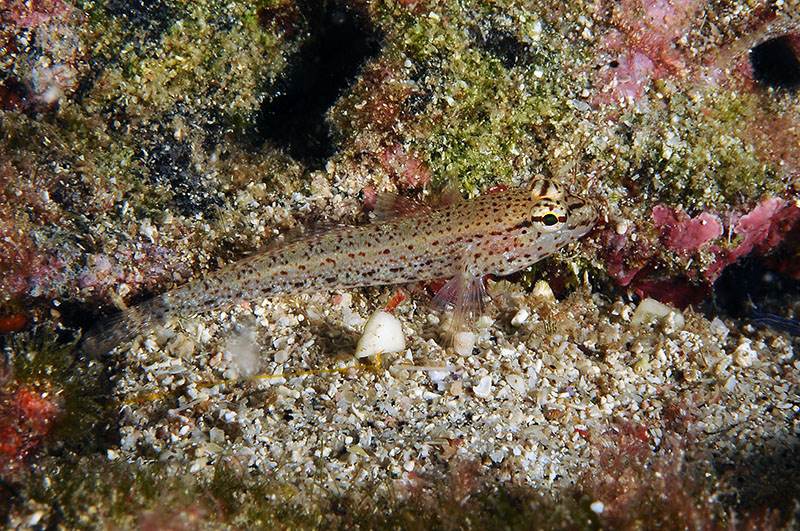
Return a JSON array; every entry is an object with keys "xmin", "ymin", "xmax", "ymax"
[{"xmin": 79, "ymin": 297, "xmax": 170, "ymax": 357}]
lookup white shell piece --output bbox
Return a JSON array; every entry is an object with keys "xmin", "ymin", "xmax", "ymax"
[{"xmin": 355, "ymin": 310, "xmax": 406, "ymax": 358}]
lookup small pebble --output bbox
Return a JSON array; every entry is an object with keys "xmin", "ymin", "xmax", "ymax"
[
  {"xmin": 733, "ymin": 341, "xmax": 757, "ymax": 367},
  {"xmin": 506, "ymin": 373, "xmax": 527, "ymax": 394},
  {"xmin": 511, "ymin": 307, "xmax": 530, "ymax": 326},
  {"xmin": 225, "ymin": 330, "xmax": 259, "ymax": 376},
  {"xmin": 532, "ymin": 280, "xmax": 556, "ymax": 302},
  {"xmin": 452, "ymin": 330, "xmax": 476, "ymax": 356},
  {"xmin": 209, "ymin": 427, "xmax": 225, "ymax": 445},
  {"xmin": 631, "ymin": 298, "xmax": 684, "ymax": 329},
  {"xmin": 590, "ymin": 501, "xmax": 604, "ymax": 514},
  {"xmin": 473, "ymin": 375, "xmax": 492, "ymax": 398}
]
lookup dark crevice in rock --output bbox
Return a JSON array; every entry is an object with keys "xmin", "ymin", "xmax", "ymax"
[
  {"xmin": 255, "ymin": 0, "xmax": 382, "ymax": 167},
  {"xmin": 750, "ymin": 34, "xmax": 800, "ymax": 91}
]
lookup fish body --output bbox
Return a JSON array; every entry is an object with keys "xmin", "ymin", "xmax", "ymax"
[{"xmin": 83, "ymin": 179, "xmax": 597, "ymax": 354}]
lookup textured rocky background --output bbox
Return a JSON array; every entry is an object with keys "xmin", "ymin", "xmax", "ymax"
[{"xmin": 1, "ymin": 0, "xmax": 799, "ymax": 527}]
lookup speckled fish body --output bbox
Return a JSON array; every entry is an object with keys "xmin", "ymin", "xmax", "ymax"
[{"xmin": 83, "ymin": 179, "xmax": 597, "ymax": 354}]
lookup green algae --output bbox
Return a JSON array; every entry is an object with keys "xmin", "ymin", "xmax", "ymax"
[
  {"xmin": 349, "ymin": 2, "xmax": 597, "ymax": 195},
  {"xmin": 598, "ymin": 84, "xmax": 787, "ymax": 213},
  {"xmin": 73, "ymin": 0, "xmax": 289, "ymax": 119}
]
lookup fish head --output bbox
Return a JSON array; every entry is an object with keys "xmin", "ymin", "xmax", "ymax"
[
  {"xmin": 525, "ymin": 178, "xmax": 598, "ymax": 243},
  {"xmin": 486, "ymin": 179, "xmax": 598, "ymax": 277}
]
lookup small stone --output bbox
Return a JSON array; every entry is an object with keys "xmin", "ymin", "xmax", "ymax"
[
  {"xmin": 733, "ymin": 341, "xmax": 757, "ymax": 367},
  {"xmin": 590, "ymin": 501, "xmax": 604, "ymax": 514},
  {"xmin": 274, "ymin": 349, "xmax": 290, "ymax": 364},
  {"xmin": 209, "ymin": 427, "xmax": 225, "ymax": 445},
  {"xmin": 473, "ymin": 375, "xmax": 492, "ymax": 398},
  {"xmin": 631, "ymin": 298, "xmax": 684, "ymax": 329},
  {"xmin": 355, "ymin": 310, "xmax": 406, "ymax": 358},
  {"xmin": 532, "ymin": 280, "xmax": 556, "ymax": 302},
  {"xmin": 348, "ymin": 445, "xmax": 369, "ymax": 458},
  {"xmin": 168, "ymin": 334, "xmax": 195, "ymax": 357},
  {"xmin": 475, "ymin": 315, "xmax": 494, "ymax": 329},
  {"xmin": 511, "ymin": 307, "xmax": 530, "ymax": 326},
  {"xmin": 225, "ymin": 330, "xmax": 259, "ymax": 376},
  {"xmin": 452, "ymin": 330, "xmax": 476, "ymax": 356},
  {"xmin": 683, "ymin": 368, "xmax": 701, "ymax": 382},
  {"xmin": 506, "ymin": 373, "xmax": 527, "ymax": 394},
  {"xmin": 709, "ymin": 317, "xmax": 730, "ymax": 339},
  {"xmin": 28, "ymin": 511, "xmax": 45, "ymax": 527}
]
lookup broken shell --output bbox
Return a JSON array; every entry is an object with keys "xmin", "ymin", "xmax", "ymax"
[{"xmin": 355, "ymin": 310, "xmax": 406, "ymax": 358}]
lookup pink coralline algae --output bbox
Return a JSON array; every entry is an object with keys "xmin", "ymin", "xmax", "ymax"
[
  {"xmin": 6, "ymin": 0, "xmax": 72, "ymax": 29},
  {"xmin": 380, "ymin": 143, "xmax": 433, "ymax": 189},
  {"xmin": 0, "ymin": 385, "xmax": 61, "ymax": 476},
  {"xmin": 596, "ymin": 0, "xmax": 709, "ymax": 103},
  {"xmin": 651, "ymin": 198, "xmax": 800, "ymax": 282},
  {"xmin": 598, "ymin": 49, "xmax": 656, "ymax": 102},
  {"xmin": 704, "ymin": 197, "xmax": 800, "ymax": 281},
  {"xmin": 601, "ymin": 197, "xmax": 800, "ymax": 309},
  {"xmin": 652, "ymin": 205, "xmax": 723, "ymax": 255},
  {"xmin": 596, "ymin": 227, "xmax": 652, "ymax": 287}
]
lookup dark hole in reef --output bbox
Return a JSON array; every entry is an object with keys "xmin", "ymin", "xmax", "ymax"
[
  {"xmin": 0, "ymin": 75, "xmax": 30, "ymax": 111},
  {"xmin": 706, "ymin": 257, "xmax": 800, "ymax": 327},
  {"xmin": 255, "ymin": 0, "xmax": 382, "ymax": 167},
  {"xmin": 749, "ymin": 34, "xmax": 800, "ymax": 90},
  {"xmin": 106, "ymin": 0, "xmax": 176, "ymax": 34},
  {"xmin": 472, "ymin": 26, "xmax": 532, "ymax": 68}
]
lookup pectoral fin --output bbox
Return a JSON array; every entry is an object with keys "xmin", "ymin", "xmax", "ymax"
[{"xmin": 431, "ymin": 253, "xmax": 489, "ymax": 348}]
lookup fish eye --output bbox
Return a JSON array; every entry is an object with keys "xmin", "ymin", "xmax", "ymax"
[
  {"xmin": 531, "ymin": 203, "xmax": 566, "ymax": 232},
  {"xmin": 542, "ymin": 213, "xmax": 559, "ymax": 226}
]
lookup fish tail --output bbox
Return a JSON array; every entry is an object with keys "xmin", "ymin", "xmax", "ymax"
[{"xmin": 80, "ymin": 296, "xmax": 171, "ymax": 356}]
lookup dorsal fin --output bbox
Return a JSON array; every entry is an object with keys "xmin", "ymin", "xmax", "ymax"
[
  {"xmin": 435, "ymin": 180, "xmax": 465, "ymax": 206},
  {"xmin": 372, "ymin": 193, "xmax": 432, "ymax": 222},
  {"xmin": 254, "ymin": 219, "xmax": 351, "ymax": 253}
]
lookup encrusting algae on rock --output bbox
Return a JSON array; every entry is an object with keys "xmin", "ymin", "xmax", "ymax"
[
  {"xmin": 82, "ymin": 178, "xmax": 597, "ymax": 355},
  {"xmin": 5, "ymin": 0, "xmax": 800, "ymax": 526}
]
